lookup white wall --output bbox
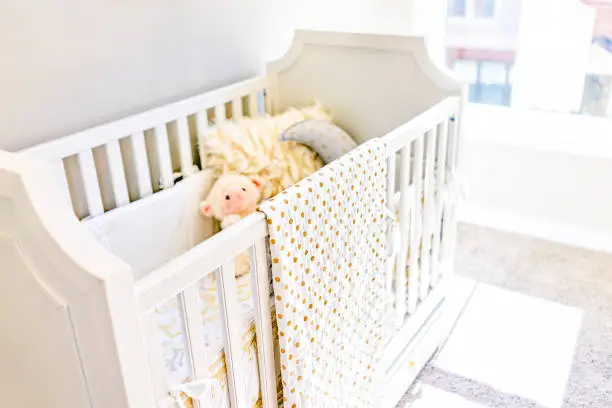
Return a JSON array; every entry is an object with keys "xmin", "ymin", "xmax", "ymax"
[
  {"xmin": 260, "ymin": 0, "xmax": 387, "ymax": 62},
  {"xmin": 460, "ymin": 104, "xmax": 612, "ymax": 253},
  {"xmin": 261, "ymin": 0, "xmax": 447, "ymax": 62},
  {"xmin": 0, "ymin": 0, "xmax": 265, "ymax": 151},
  {"xmin": 1, "ymin": 0, "xmax": 442, "ymax": 152},
  {"xmin": 409, "ymin": 0, "xmax": 448, "ymax": 66}
]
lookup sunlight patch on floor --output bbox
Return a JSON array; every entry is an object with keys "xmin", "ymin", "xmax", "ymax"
[{"xmin": 434, "ymin": 283, "xmax": 583, "ymax": 408}]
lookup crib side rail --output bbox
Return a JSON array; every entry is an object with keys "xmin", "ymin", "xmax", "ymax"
[
  {"xmin": 135, "ymin": 212, "xmax": 277, "ymax": 408},
  {"xmin": 382, "ymin": 96, "xmax": 461, "ymax": 326},
  {"xmin": 19, "ymin": 76, "xmax": 271, "ymax": 221}
]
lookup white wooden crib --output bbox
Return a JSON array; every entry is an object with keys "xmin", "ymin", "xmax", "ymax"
[{"xmin": 0, "ymin": 30, "xmax": 473, "ymax": 408}]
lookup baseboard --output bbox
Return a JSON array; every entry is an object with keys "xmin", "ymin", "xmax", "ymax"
[{"xmin": 459, "ymin": 206, "xmax": 612, "ymax": 254}]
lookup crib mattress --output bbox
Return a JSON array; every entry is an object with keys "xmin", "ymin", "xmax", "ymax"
[{"xmin": 152, "ymin": 272, "xmax": 266, "ymax": 408}]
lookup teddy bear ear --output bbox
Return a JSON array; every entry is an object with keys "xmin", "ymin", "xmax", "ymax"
[
  {"xmin": 251, "ymin": 177, "xmax": 263, "ymax": 189},
  {"xmin": 200, "ymin": 201, "xmax": 214, "ymax": 217}
]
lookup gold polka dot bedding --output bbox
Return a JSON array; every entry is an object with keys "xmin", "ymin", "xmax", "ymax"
[{"xmin": 258, "ymin": 139, "xmax": 392, "ymax": 408}]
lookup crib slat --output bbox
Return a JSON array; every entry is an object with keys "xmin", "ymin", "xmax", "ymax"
[
  {"xmin": 129, "ymin": 131, "xmax": 154, "ymax": 199},
  {"xmin": 175, "ymin": 117, "xmax": 195, "ymax": 177},
  {"xmin": 407, "ymin": 136, "xmax": 424, "ymax": 314},
  {"xmin": 52, "ymin": 160, "xmax": 72, "ymax": 207},
  {"xmin": 194, "ymin": 111, "xmax": 208, "ymax": 168},
  {"xmin": 215, "ymin": 261, "xmax": 247, "ymax": 408},
  {"xmin": 153, "ymin": 124, "xmax": 174, "ymax": 190},
  {"xmin": 264, "ymin": 89, "xmax": 272, "ymax": 114},
  {"xmin": 143, "ymin": 312, "xmax": 170, "ymax": 406},
  {"xmin": 441, "ymin": 113, "xmax": 460, "ymax": 277},
  {"xmin": 386, "ymin": 153, "xmax": 397, "ymax": 301},
  {"xmin": 248, "ymin": 92, "xmax": 260, "ymax": 117},
  {"xmin": 394, "ymin": 146, "xmax": 411, "ymax": 325},
  {"xmin": 104, "ymin": 139, "xmax": 130, "ymax": 207},
  {"xmin": 77, "ymin": 150, "xmax": 104, "ymax": 217},
  {"xmin": 431, "ymin": 120, "xmax": 449, "ymax": 287},
  {"xmin": 419, "ymin": 129, "xmax": 437, "ymax": 300},
  {"xmin": 447, "ymin": 114, "xmax": 460, "ymax": 176},
  {"xmin": 178, "ymin": 284, "xmax": 209, "ymax": 382},
  {"xmin": 214, "ymin": 104, "xmax": 226, "ymax": 125},
  {"xmin": 195, "ymin": 111, "xmax": 208, "ymax": 135},
  {"xmin": 250, "ymin": 240, "xmax": 278, "ymax": 408},
  {"xmin": 232, "ymin": 98, "xmax": 243, "ymax": 119}
]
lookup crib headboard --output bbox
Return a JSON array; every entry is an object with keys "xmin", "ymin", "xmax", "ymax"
[{"xmin": 267, "ymin": 30, "xmax": 465, "ymax": 146}]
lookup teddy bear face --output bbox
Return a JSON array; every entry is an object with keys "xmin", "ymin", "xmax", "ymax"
[
  {"xmin": 218, "ymin": 180, "xmax": 259, "ymax": 215},
  {"xmin": 200, "ymin": 173, "xmax": 262, "ymax": 220}
]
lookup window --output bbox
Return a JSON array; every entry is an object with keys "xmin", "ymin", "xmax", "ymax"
[
  {"xmin": 448, "ymin": 0, "xmax": 467, "ymax": 17},
  {"xmin": 448, "ymin": 0, "xmax": 496, "ymax": 19},
  {"xmin": 452, "ymin": 60, "xmax": 478, "ymax": 83},
  {"xmin": 479, "ymin": 61, "xmax": 511, "ymax": 105},
  {"xmin": 474, "ymin": 0, "xmax": 495, "ymax": 18},
  {"xmin": 453, "ymin": 59, "xmax": 513, "ymax": 106},
  {"xmin": 445, "ymin": 0, "xmax": 612, "ymax": 119}
]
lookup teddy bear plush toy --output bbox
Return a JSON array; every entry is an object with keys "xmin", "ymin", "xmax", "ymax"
[
  {"xmin": 199, "ymin": 172, "xmax": 263, "ymax": 230},
  {"xmin": 199, "ymin": 172, "xmax": 263, "ymax": 278}
]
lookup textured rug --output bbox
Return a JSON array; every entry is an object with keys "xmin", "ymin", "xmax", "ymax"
[{"xmin": 398, "ymin": 223, "xmax": 612, "ymax": 408}]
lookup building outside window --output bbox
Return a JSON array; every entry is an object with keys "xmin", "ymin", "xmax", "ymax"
[
  {"xmin": 448, "ymin": 0, "xmax": 467, "ymax": 17},
  {"xmin": 445, "ymin": 0, "xmax": 612, "ymax": 118},
  {"xmin": 474, "ymin": 0, "xmax": 496, "ymax": 18}
]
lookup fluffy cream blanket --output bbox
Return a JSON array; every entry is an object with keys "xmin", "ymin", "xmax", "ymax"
[{"xmin": 198, "ymin": 103, "xmax": 329, "ymax": 200}]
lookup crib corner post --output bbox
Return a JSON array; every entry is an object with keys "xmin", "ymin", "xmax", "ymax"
[{"xmin": 250, "ymin": 236, "xmax": 279, "ymax": 408}]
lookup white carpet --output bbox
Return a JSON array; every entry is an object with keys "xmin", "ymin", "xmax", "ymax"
[{"xmin": 398, "ymin": 223, "xmax": 612, "ymax": 408}]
